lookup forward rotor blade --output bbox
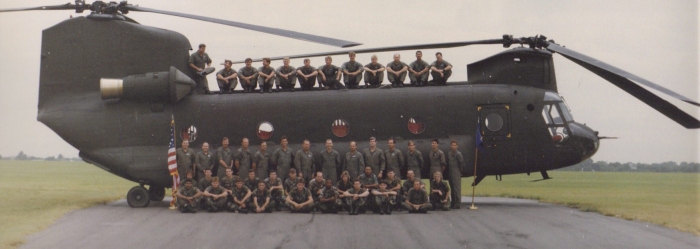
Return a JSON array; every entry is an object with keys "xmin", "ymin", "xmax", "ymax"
[
  {"xmin": 547, "ymin": 44, "xmax": 700, "ymax": 128},
  {"xmin": 125, "ymin": 5, "xmax": 361, "ymax": 48},
  {"xmin": 234, "ymin": 39, "xmax": 505, "ymax": 63},
  {"xmin": 0, "ymin": 3, "xmax": 77, "ymax": 13}
]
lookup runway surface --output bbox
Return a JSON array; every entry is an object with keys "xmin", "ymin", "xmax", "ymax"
[{"xmin": 22, "ymin": 197, "xmax": 698, "ymax": 249}]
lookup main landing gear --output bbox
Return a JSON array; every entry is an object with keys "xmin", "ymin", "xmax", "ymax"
[{"xmin": 126, "ymin": 185, "xmax": 165, "ymax": 207}]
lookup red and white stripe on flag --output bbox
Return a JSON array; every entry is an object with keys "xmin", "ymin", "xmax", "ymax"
[{"xmin": 168, "ymin": 119, "xmax": 180, "ymax": 190}]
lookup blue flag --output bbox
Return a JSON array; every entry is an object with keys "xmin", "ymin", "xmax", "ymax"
[{"xmin": 476, "ymin": 118, "xmax": 485, "ymax": 151}]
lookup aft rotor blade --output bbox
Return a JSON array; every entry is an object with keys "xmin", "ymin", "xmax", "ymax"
[
  {"xmin": 125, "ymin": 5, "xmax": 361, "ymax": 48},
  {"xmin": 235, "ymin": 39, "xmax": 505, "ymax": 63},
  {"xmin": 0, "ymin": 3, "xmax": 78, "ymax": 13},
  {"xmin": 547, "ymin": 43, "xmax": 700, "ymax": 128}
]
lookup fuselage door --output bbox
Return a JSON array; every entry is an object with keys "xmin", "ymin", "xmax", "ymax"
[{"xmin": 478, "ymin": 104, "xmax": 511, "ymax": 141}]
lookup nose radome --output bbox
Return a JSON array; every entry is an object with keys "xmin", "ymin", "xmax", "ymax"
[{"xmin": 567, "ymin": 122, "xmax": 599, "ymax": 161}]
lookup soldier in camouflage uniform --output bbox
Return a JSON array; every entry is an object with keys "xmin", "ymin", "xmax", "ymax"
[
  {"xmin": 195, "ymin": 142, "xmax": 214, "ymax": 181},
  {"xmin": 272, "ymin": 136, "xmax": 294, "ymax": 182},
  {"xmin": 217, "ymin": 137, "xmax": 234, "ymax": 179},
  {"xmin": 363, "ymin": 137, "xmax": 386, "ymax": 179},
  {"xmin": 385, "ymin": 138, "xmax": 405, "ymax": 179},
  {"xmin": 385, "ymin": 170, "xmax": 403, "ymax": 211},
  {"xmin": 429, "ymin": 52, "xmax": 453, "ymax": 85},
  {"xmin": 294, "ymin": 139, "xmax": 315, "ymax": 184},
  {"xmin": 229, "ymin": 179, "xmax": 252, "ymax": 213},
  {"xmin": 308, "ymin": 172, "xmax": 326, "ymax": 203},
  {"xmin": 203, "ymin": 177, "xmax": 228, "ymax": 212},
  {"xmin": 235, "ymin": 138, "xmax": 253, "ymax": 178},
  {"xmin": 343, "ymin": 179, "xmax": 369, "ymax": 215},
  {"xmin": 176, "ymin": 179, "xmax": 202, "ymax": 213},
  {"xmin": 429, "ymin": 139, "xmax": 446, "ymax": 178},
  {"xmin": 318, "ymin": 179, "xmax": 341, "ymax": 213},
  {"xmin": 408, "ymin": 50, "xmax": 430, "ymax": 86},
  {"xmin": 358, "ymin": 166, "xmax": 379, "ymax": 212},
  {"xmin": 244, "ymin": 171, "xmax": 261, "ymax": 191},
  {"xmin": 343, "ymin": 141, "xmax": 365, "ymax": 180},
  {"xmin": 286, "ymin": 180, "xmax": 315, "ymax": 213},
  {"xmin": 386, "ymin": 53, "xmax": 409, "ymax": 87},
  {"xmin": 220, "ymin": 168, "xmax": 239, "ymax": 198},
  {"xmin": 296, "ymin": 59, "xmax": 318, "ymax": 91},
  {"xmin": 252, "ymin": 181, "xmax": 273, "ymax": 213},
  {"xmin": 363, "ymin": 55, "xmax": 385, "ymax": 88},
  {"xmin": 197, "ymin": 169, "xmax": 214, "ymax": 192},
  {"xmin": 238, "ymin": 58, "xmax": 259, "ymax": 93},
  {"xmin": 319, "ymin": 139, "xmax": 341, "ymax": 184},
  {"xmin": 176, "ymin": 140, "xmax": 195, "ymax": 180},
  {"xmin": 317, "ymin": 56, "xmax": 343, "ymax": 90},
  {"xmin": 284, "ymin": 168, "xmax": 301, "ymax": 197},
  {"xmin": 265, "ymin": 171, "xmax": 285, "ymax": 211},
  {"xmin": 405, "ymin": 140, "xmax": 425, "ymax": 179},
  {"xmin": 402, "ymin": 179, "xmax": 432, "ymax": 213},
  {"xmin": 341, "ymin": 51, "xmax": 364, "ymax": 89},
  {"xmin": 371, "ymin": 181, "xmax": 397, "ymax": 215},
  {"xmin": 275, "ymin": 57, "xmax": 297, "ymax": 91},
  {"xmin": 429, "ymin": 172, "xmax": 451, "ymax": 211},
  {"xmin": 253, "ymin": 141, "xmax": 270, "ymax": 179},
  {"xmin": 447, "ymin": 141, "xmax": 465, "ymax": 209},
  {"xmin": 257, "ymin": 57, "xmax": 276, "ymax": 94},
  {"xmin": 402, "ymin": 169, "xmax": 424, "ymax": 203}
]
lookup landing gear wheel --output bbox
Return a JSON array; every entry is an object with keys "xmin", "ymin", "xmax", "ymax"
[
  {"xmin": 127, "ymin": 186, "xmax": 150, "ymax": 208},
  {"xmin": 148, "ymin": 185, "xmax": 165, "ymax": 201}
]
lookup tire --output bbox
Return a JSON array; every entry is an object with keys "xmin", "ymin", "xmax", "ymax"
[
  {"xmin": 148, "ymin": 185, "xmax": 165, "ymax": 201},
  {"xmin": 127, "ymin": 186, "xmax": 150, "ymax": 208}
]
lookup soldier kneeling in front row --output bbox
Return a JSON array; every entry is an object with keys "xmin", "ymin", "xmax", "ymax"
[
  {"xmin": 229, "ymin": 178, "xmax": 252, "ymax": 213},
  {"xmin": 252, "ymin": 181, "xmax": 274, "ymax": 213},
  {"xmin": 429, "ymin": 172, "xmax": 451, "ymax": 211},
  {"xmin": 402, "ymin": 179, "xmax": 432, "ymax": 213},
  {"xmin": 176, "ymin": 178, "xmax": 202, "ymax": 213},
  {"xmin": 317, "ymin": 179, "xmax": 341, "ymax": 213},
  {"xmin": 203, "ymin": 177, "xmax": 228, "ymax": 212},
  {"xmin": 372, "ymin": 180, "xmax": 398, "ymax": 215},
  {"xmin": 343, "ymin": 179, "xmax": 369, "ymax": 215},
  {"xmin": 286, "ymin": 179, "xmax": 315, "ymax": 213}
]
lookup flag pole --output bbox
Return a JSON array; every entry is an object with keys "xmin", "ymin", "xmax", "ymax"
[
  {"xmin": 169, "ymin": 115, "xmax": 178, "ymax": 210},
  {"xmin": 469, "ymin": 146, "xmax": 478, "ymax": 210}
]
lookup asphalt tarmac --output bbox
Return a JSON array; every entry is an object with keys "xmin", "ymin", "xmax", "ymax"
[{"xmin": 22, "ymin": 197, "xmax": 698, "ymax": 249}]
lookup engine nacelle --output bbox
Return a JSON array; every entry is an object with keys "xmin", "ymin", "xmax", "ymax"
[{"xmin": 100, "ymin": 66, "xmax": 195, "ymax": 103}]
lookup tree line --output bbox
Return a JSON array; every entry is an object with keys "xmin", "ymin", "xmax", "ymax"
[
  {"xmin": 0, "ymin": 151, "xmax": 82, "ymax": 162},
  {"xmin": 558, "ymin": 159, "xmax": 699, "ymax": 173}
]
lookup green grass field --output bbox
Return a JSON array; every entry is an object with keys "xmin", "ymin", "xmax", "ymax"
[{"xmin": 0, "ymin": 161, "xmax": 697, "ymax": 248}]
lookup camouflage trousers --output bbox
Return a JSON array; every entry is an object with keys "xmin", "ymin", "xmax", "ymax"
[
  {"xmin": 401, "ymin": 202, "xmax": 432, "ymax": 213},
  {"xmin": 317, "ymin": 199, "xmax": 342, "ymax": 213},
  {"xmin": 177, "ymin": 198, "xmax": 200, "ymax": 213},
  {"xmin": 205, "ymin": 197, "xmax": 227, "ymax": 212}
]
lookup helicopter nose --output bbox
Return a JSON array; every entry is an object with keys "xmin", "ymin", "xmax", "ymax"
[{"xmin": 566, "ymin": 122, "xmax": 599, "ymax": 160}]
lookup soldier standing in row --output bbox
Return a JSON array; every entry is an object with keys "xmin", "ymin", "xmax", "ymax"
[
  {"xmin": 176, "ymin": 178, "xmax": 202, "ymax": 213},
  {"xmin": 406, "ymin": 140, "xmax": 424, "ymax": 179},
  {"xmin": 286, "ymin": 180, "xmax": 315, "ymax": 213},
  {"xmin": 195, "ymin": 142, "xmax": 214, "ymax": 181},
  {"xmin": 385, "ymin": 138, "xmax": 404, "ymax": 179},
  {"xmin": 343, "ymin": 179, "xmax": 369, "ymax": 215},
  {"xmin": 344, "ymin": 141, "xmax": 365, "ymax": 180},
  {"xmin": 217, "ymin": 137, "xmax": 234, "ymax": 179},
  {"xmin": 319, "ymin": 139, "xmax": 341, "ymax": 184},
  {"xmin": 238, "ymin": 58, "xmax": 259, "ymax": 93},
  {"xmin": 229, "ymin": 179, "xmax": 252, "ymax": 213},
  {"xmin": 265, "ymin": 171, "xmax": 285, "ymax": 211},
  {"xmin": 276, "ymin": 57, "xmax": 297, "ymax": 91},
  {"xmin": 408, "ymin": 50, "xmax": 430, "ymax": 87},
  {"xmin": 176, "ymin": 140, "xmax": 195, "ymax": 180},
  {"xmin": 430, "ymin": 52, "xmax": 453, "ymax": 85},
  {"xmin": 429, "ymin": 139, "xmax": 446, "ymax": 177},
  {"xmin": 317, "ymin": 56, "xmax": 343, "ymax": 90},
  {"xmin": 429, "ymin": 172, "xmax": 451, "ymax": 211},
  {"xmin": 257, "ymin": 57, "xmax": 276, "ymax": 94},
  {"xmin": 235, "ymin": 138, "xmax": 252, "ymax": 177},
  {"xmin": 363, "ymin": 55, "xmax": 385, "ymax": 88},
  {"xmin": 188, "ymin": 43, "xmax": 213, "ymax": 94},
  {"xmin": 402, "ymin": 179, "xmax": 432, "ymax": 213},
  {"xmin": 318, "ymin": 179, "xmax": 341, "ymax": 213},
  {"xmin": 447, "ymin": 141, "xmax": 465, "ymax": 209},
  {"xmin": 252, "ymin": 181, "xmax": 273, "ymax": 213},
  {"xmin": 203, "ymin": 177, "xmax": 228, "ymax": 212},
  {"xmin": 216, "ymin": 60, "xmax": 238, "ymax": 93},
  {"xmin": 341, "ymin": 51, "xmax": 364, "ymax": 89},
  {"xmin": 253, "ymin": 141, "xmax": 270, "ymax": 179},
  {"xmin": 386, "ymin": 53, "xmax": 408, "ymax": 87},
  {"xmin": 272, "ymin": 136, "xmax": 294, "ymax": 182},
  {"xmin": 363, "ymin": 137, "xmax": 386, "ymax": 179},
  {"xmin": 295, "ymin": 139, "xmax": 315, "ymax": 184},
  {"xmin": 296, "ymin": 59, "xmax": 318, "ymax": 91}
]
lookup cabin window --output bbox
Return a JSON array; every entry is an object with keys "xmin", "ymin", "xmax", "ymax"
[
  {"xmin": 484, "ymin": 113, "xmax": 504, "ymax": 132},
  {"xmin": 180, "ymin": 125, "xmax": 197, "ymax": 142},
  {"xmin": 407, "ymin": 117, "xmax": 426, "ymax": 135},
  {"xmin": 257, "ymin": 122, "xmax": 274, "ymax": 140},
  {"xmin": 332, "ymin": 119, "xmax": 349, "ymax": 137}
]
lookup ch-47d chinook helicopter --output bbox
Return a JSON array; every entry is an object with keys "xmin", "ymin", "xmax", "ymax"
[{"xmin": 2, "ymin": 1, "xmax": 698, "ymax": 207}]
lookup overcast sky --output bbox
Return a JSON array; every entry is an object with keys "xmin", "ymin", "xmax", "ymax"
[{"xmin": 0, "ymin": 0, "xmax": 697, "ymax": 164}]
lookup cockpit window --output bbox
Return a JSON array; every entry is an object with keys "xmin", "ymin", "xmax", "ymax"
[{"xmin": 558, "ymin": 102, "xmax": 574, "ymax": 122}]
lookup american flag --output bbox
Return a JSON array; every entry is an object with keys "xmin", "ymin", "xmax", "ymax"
[{"xmin": 168, "ymin": 117, "xmax": 180, "ymax": 192}]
